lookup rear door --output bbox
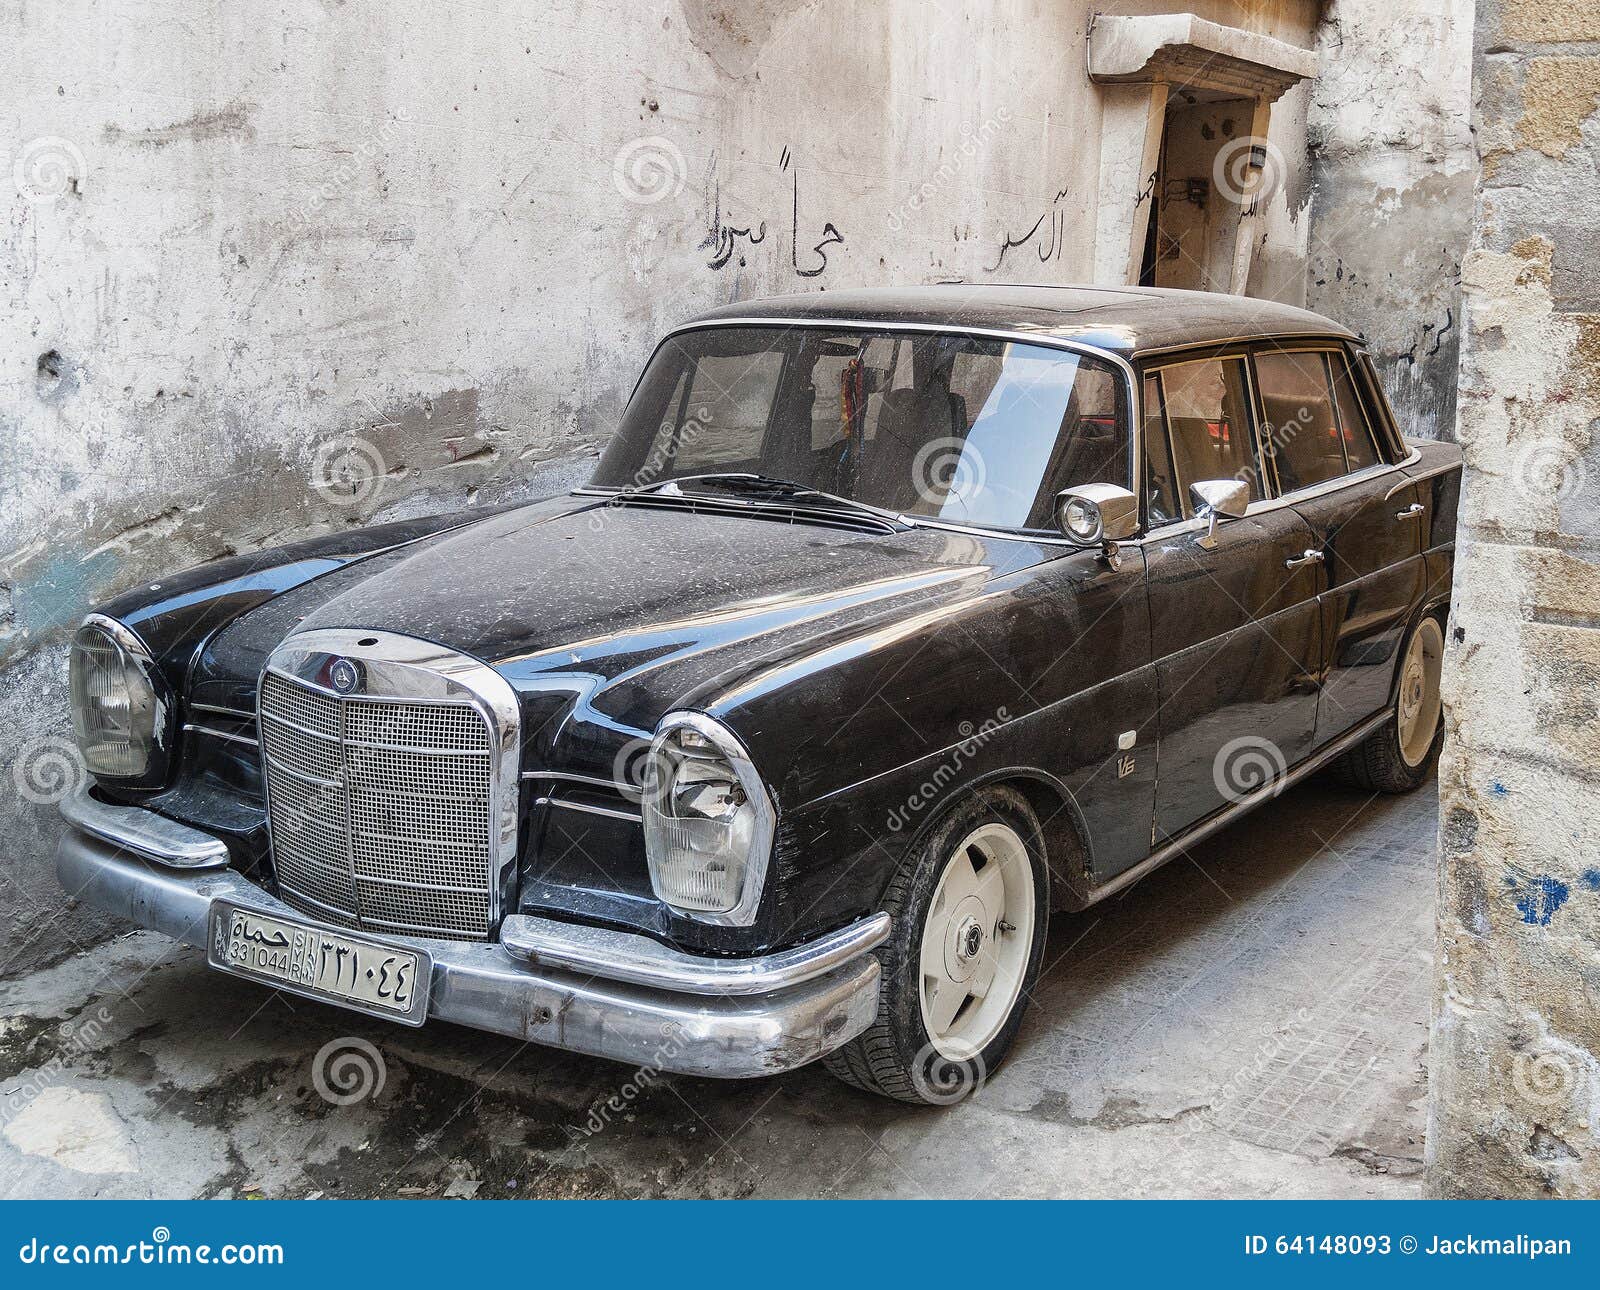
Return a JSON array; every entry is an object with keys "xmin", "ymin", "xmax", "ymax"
[
  {"xmin": 1252, "ymin": 344, "xmax": 1424, "ymax": 747},
  {"xmin": 1140, "ymin": 356, "xmax": 1324, "ymax": 842}
]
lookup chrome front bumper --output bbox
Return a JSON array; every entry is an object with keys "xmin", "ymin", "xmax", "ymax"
[{"xmin": 56, "ymin": 790, "xmax": 886, "ymax": 1079}]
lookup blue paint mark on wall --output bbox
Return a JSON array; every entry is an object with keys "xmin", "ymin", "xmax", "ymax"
[
  {"xmin": 1515, "ymin": 875, "xmax": 1570, "ymax": 926},
  {"xmin": 1492, "ymin": 781, "xmax": 1510, "ymax": 797},
  {"xmin": 1583, "ymin": 869, "xmax": 1600, "ymax": 892}
]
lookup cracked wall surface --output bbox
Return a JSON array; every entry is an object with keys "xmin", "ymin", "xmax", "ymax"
[
  {"xmin": 1428, "ymin": 0, "xmax": 1600, "ymax": 1198},
  {"xmin": 1304, "ymin": 0, "xmax": 1478, "ymax": 443}
]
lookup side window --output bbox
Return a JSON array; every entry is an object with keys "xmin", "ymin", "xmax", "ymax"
[
  {"xmin": 1253, "ymin": 350, "xmax": 1345, "ymax": 493},
  {"xmin": 1330, "ymin": 352, "xmax": 1382, "ymax": 471},
  {"xmin": 1159, "ymin": 357, "xmax": 1263, "ymax": 515},
  {"xmin": 1143, "ymin": 374, "xmax": 1180, "ymax": 525}
]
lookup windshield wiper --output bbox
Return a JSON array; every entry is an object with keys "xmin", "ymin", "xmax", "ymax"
[{"xmin": 616, "ymin": 473, "xmax": 904, "ymax": 526}]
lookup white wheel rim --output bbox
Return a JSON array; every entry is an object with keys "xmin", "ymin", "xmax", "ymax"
[
  {"xmin": 918, "ymin": 822, "xmax": 1035, "ymax": 1062},
  {"xmin": 1397, "ymin": 618, "xmax": 1444, "ymax": 768}
]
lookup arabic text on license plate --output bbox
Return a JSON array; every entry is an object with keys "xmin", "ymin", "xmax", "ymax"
[{"xmin": 209, "ymin": 904, "xmax": 427, "ymax": 1022}]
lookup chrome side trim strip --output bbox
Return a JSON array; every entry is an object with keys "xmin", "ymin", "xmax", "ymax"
[
  {"xmin": 58, "ymin": 785, "xmax": 231, "ymax": 869},
  {"xmin": 188, "ymin": 702, "xmax": 256, "ymax": 721},
  {"xmin": 533, "ymin": 797, "xmax": 642, "ymax": 823},
  {"xmin": 1082, "ymin": 710, "xmax": 1390, "ymax": 906},
  {"xmin": 182, "ymin": 723, "xmax": 258, "ymax": 748},
  {"xmin": 522, "ymin": 770, "xmax": 624, "ymax": 788},
  {"xmin": 500, "ymin": 911, "xmax": 892, "ymax": 996}
]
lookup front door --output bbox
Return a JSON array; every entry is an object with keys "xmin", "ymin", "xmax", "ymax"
[{"xmin": 1140, "ymin": 356, "xmax": 1324, "ymax": 842}]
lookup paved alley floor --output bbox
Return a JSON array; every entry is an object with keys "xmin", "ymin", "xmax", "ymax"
[{"xmin": 1, "ymin": 776, "xmax": 1436, "ymax": 1199}]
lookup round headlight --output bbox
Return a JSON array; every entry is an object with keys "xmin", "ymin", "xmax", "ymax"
[
  {"xmin": 1061, "ymin": 495, "xmax": 1104, "ymax": 544},
  {"xmin": 640, "ymin": 713, "xmax": 775, "ymax": 926},
  {"xmin": 69, "ymin": 616, "xmax": 161, "ymax": 780}
]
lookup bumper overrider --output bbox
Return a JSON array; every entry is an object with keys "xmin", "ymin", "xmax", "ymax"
[{"xmin": 56, "ymin": 787, "xmax": 887, "ymax": 1079}]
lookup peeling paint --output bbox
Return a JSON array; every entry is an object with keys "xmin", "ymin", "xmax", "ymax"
[{"xmin": 1513, "ymin": 875, "xmax": 1570, "ymax": 926}]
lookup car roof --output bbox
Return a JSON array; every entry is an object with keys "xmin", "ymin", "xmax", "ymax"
[{"xmin": 682, "ymin": 284, "xmax": 1358, "ymax": 360}]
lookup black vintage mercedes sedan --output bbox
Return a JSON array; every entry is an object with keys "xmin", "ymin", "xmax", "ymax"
[{"xmin": 57, "ymin": 285, "xmax": 1459, "ymax": 1103}]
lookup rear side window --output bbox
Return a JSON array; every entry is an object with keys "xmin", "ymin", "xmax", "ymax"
[
  {"xmin": 1331, "ymin": 353, "xmax": 1382, "ymax": 471},
  {"xmin": 1157, "ymin": 357, "xmax": 1263, "ymax": 516},
  {"xmin": 1253, "ymin": 350, "xmax": 1346, "ymax": 493}
]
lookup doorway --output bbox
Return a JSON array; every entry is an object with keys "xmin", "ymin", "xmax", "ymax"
[{"xmin": 1140, "ymin": 92, "xmax": 1258, "ymax": 292}]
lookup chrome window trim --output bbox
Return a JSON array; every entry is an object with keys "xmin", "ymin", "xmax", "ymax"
[
  {"xmin": 1132, "ymin": 330, "xmax": 1359, "ymax": 362},
  {"xmin": 605, "ymin": 316, "xmax": 1144, "ymax": 547},
  {"xmin": 258, "ymin": 628, "xmax": 522, "ymax": 937},
  {"xmin": 1137, "ymin": 448, "xmax": 1424, "ymax": 545}
]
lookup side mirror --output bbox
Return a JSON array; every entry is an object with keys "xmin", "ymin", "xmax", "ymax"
[
  {"xmin": 1189, "ymin": 479, "xmax": 1250, "ymax": 549},
  {"xmin": 1057, "ymin": 483, "xmax": 1139, "ymax": 567}
]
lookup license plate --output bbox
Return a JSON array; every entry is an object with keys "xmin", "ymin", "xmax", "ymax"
[{"xmin": 207, "ymin": 902, "xmax": 431, "ymax": 1025}]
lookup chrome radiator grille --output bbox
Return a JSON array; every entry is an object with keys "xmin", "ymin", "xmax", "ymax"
[{"xmin": 259, "ymin": 670, "xmax": 497, "ymax": 941}]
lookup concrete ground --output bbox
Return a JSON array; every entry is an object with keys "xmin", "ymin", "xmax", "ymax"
[{"xmin": 0, "ymin": 776, "xmax": 1435, "ymax": 1199}]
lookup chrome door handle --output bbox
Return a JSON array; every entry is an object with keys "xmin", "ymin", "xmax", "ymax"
[
  {"xmin": 1395, "ymin": 503, "xmax": 1425, "ymax": 521},
  {"xmin": 1284, "ymin": 549, "xmax": 1325, "ymax": 569}
]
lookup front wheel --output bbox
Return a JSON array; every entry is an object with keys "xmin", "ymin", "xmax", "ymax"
[
  {"xmin": 824, "ymin": 787, "xmax": 1048, "ymax": 1104},
  {"xmin": 1331, "ymin": 613, "xmax": 1445, "ymax": 793}
]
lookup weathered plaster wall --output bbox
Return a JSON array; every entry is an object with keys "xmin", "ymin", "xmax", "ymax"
[
  {"xmin": 0, "ymin": 0, "xmax": 1328, "ymax": 977},
  {"xmin": 1304, "ymin": 0, "xmax": 1477, "ymax": 441},
  {"xmin": 1428, "ymin": 0, "xmax": 1600, "ymax": 1197}
]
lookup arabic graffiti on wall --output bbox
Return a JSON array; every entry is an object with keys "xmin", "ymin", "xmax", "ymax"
[
  {"xmin": 702, "ymin": 145, "xmax": 844, "ymax": 278},
  {"xmin": 986, "ymin": 185, "xmax": 1070, "ymax": 274}
]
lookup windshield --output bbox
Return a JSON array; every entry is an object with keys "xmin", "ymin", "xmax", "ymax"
[{"xmin": 590, "ymin": 326, "xmax": 1131, "ymax": 531}]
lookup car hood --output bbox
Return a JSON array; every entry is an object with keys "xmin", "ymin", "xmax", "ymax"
[{"xmin": 195, "ymin": 494, "xmax": 1058, "ymax": 761}]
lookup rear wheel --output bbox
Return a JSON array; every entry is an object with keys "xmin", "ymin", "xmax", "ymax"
[
  {"xmin": 824, "ymin": 787, "xmax": 1048, "ymax": 1104},
  {"xmin": 1331, "ymin": 613, "xmax": 1445, "ymax": 793}
]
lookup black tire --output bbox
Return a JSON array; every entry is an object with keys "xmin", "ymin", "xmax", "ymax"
[
  {"xmin": 1330, "ymin": 612, "xmax": 1445, "ymax": 793},
  {"xmin": 824, "ymin": 786, "xmax": 1049, "ymax": 1105}
]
